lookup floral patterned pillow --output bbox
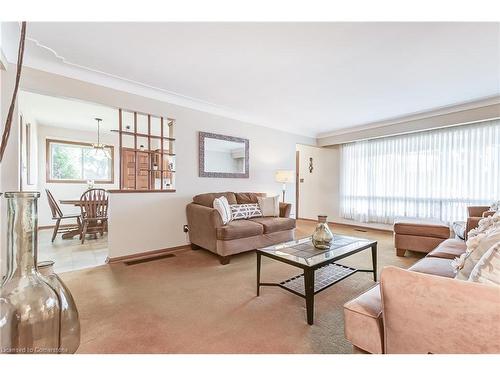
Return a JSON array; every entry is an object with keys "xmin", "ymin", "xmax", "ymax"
[
  {"xmin": 467, "ymin": 211, "xmax": 500, "ymax": 239},
  {"xmin": 453, "ymin": 226, "xmax": 500, "ymax": 280},
  {"xmin": 468, "ymin": 242, "xmax": 500, "ymax": 285}
]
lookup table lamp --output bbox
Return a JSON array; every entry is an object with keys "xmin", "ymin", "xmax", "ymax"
[{"xmin": 275, "ymin": 170, "xmax": 294, "ymax": 203}]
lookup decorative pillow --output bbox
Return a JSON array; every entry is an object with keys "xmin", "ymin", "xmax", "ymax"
[
  {"xmin": 468, "ymin": 242, "xmax": 500, "ymax": 285},
  {"xmin": 230, "ymin": 203, "xmax": 262, "ymax": 220},
  {"xmin": 490, "ymin": 200, "xmax": 500, "ymax": 212},
  {"xmin": 213, "ymin": 196, "xmax": 232, "ymax": 225},
  {"xmin": 257, "ymin": 195, "xmax": 280, "ymax": 217},
  {"xmin": 454, "ymin": 227, "xmax": 500, "ymax": 280},
  {"xmin": 467, "ymin": 212, "xmax": 500, "ymax": 239}
]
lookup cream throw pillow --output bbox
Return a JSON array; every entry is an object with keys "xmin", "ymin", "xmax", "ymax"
[
  {"xmin": 467, "ymin": 211, "xmax": 500, "ymax": 239},
  {"xmin": 257, "ymin": 195, "xmax": 280, "ymax": 217},
  {"xmin": 213, "ymin": 196, "xmax": 232, "ymax": 225},
  {"xmin": 468, "ymin": 242, "xmax": 500, "ymax": 285},
  {"xmin": 454, "ymin": 226, "xmax": 500, "ymax": 280}
]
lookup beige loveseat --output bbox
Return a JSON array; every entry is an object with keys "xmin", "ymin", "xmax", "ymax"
[
  {"xmin": 343, "ymin": 211, "xmax": 500, "ymax": 354},
  {"xmin": 186, "ymin": 192, "xmax": 295, "ymax": 264}
]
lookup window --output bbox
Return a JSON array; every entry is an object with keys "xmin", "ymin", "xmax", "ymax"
[
  {"xmin": 340, "ymin": 120, "xmax": 500, "ymax": 225},
  {"xmin": 47, "ymin": 139, "xmax": 114, "ymax": 183}
]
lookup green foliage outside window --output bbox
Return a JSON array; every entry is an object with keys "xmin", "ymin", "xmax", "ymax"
[{"xmin": 50, "ymin": 141, "xmax": 112, "ymax": 182}]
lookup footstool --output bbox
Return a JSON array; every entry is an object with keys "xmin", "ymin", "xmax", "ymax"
[{"xmin": 393, "ymin": 217, "xmax": 450, "ymax": 257}]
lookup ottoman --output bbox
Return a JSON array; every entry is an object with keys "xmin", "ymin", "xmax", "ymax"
[{"xmin": 393, "ymin": 217, "xmax": 450, "ymax": 257}]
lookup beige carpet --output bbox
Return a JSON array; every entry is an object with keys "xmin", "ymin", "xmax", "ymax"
[{"xmin": 60, "ymin": 220, "xmax": 423, "ymax": 354}]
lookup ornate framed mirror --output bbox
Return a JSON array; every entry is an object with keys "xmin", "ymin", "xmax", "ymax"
[{"xmin": 198, "ymin": 131, "xmax": 249, "ymax": 178}]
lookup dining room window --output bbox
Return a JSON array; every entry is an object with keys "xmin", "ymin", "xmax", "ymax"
[{"xmin": 46, "ymin": 139, "xmax": 114, "ymax": 183}]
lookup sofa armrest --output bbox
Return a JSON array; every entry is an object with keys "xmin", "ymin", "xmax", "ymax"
[
  {"xmin": 467, "ymin": 205, "xmax": 490, "ymax": 218},
  {"xmin": 380, "ymin": 266, "xmax": 500, "ymax": 354},
  {"xmin": 186, "ymin": 203, "xmax": 223, "ymax": 252},
  {"xmin": 279, "ymin": 202, "xmax": 292, "ymax": 218}
]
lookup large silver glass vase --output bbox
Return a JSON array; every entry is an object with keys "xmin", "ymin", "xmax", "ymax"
[
  {"xmin": 0, "ymin": 192, "xmax": 79, "ymax": 354},
  {"xmin": 311, "ymin": 215, "xmax": 334, "ymax": 249},
  {"xmin": 38, "ymin": 261, "xmax": 80, "ymax": 353}
]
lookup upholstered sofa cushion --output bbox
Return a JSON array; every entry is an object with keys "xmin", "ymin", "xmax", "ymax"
[
  {"xmin": 216, "ymin": 220, "xmax": 264, "ymax": 240},
  {"xmin": 393, "ymin": 218, "xmax": 450, "ymax": 239},
  {"xmin": 249, "ymin": 217, "xmax": 296, "ymax": 234},
  {"xmin": 193, "ymin": 192, "xmax": 237, "ymax": 207},
  {"xmin": 427, "ymin": 239, "xmax": 467, "ymax": 260},
  {"xmin": 234, "ymin": 192, "xmax": 266, "ymax": 204},
  {"xmin": 343, "ymin": 284, "xmax": 384, "ymax": 354},
  {"xmin": 408, "ymin": 257, "xmax": 456, "ymax": 278}
]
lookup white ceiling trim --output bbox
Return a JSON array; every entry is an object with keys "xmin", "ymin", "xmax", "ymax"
[
  {"xmin": 317, "ymin": 95, "xmax": 500, "ymax": 139},
  {"xmin": 17, "ymin": 35, "xmax": 313, "ymax": 138}
]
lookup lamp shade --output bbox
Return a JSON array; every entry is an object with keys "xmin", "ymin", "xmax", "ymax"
[{"xmin": 275, "ymin": 170, "xmax": 294, "ymax": 184}]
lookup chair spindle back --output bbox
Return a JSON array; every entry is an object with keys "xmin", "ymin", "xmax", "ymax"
[
  {"xmin": 45, "ymin": 189, "xmax": 63, "ymax": 219},
  {"xmin": 80, "ymin": 188, "xmax": 108, "ymax": 220}
]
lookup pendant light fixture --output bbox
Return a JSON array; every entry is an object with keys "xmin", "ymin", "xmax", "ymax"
[{"xmin": 92, "ymin": 117, "xmax": 111, "ymax": 159}]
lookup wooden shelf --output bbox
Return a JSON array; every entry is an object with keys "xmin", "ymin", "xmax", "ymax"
[
  {"xmin": 129, "ymin": 148, "xmax": 175, "ymax": 156},
  {"xmin": 146, "ymin": 169, "xmax": 176, "ymax": 172},
  {"xmin": 111, "ymin": 129, "xmax": 175, "ymax": 141},
  {"xmin": 108, "ymin": 189, "xmax": 176, "ymax": 193}
]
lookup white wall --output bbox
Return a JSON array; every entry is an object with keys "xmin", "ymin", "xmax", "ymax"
[
  {"xmin": 3, "ymin": 66, "xmax": 315, "ymax": 260},
  {"xmin": 109, "ymin": 110, "xmax": 308, "ymax": 258},
  {"xmin": 296, "ymin": 144, "xmax": 340, "ymax": 221},
  {"xmin": 34, "ymin": 124, "xmax": 120, "ymax": 227}
]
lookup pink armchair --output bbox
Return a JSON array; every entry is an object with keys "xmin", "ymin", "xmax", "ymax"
[{"xmin": 380, "ymin": 266, "xmax": 500, "ymax": 354}]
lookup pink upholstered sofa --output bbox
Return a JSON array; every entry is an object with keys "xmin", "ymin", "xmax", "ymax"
[{"xmin": 343, "ymin": 207, "xmax": 500, "ymax": 354}]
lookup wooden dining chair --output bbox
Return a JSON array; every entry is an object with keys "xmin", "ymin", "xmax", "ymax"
[
  {"xmin": 45, "ymin": 189, "xmax": 82, "ymax": 242},
  {"xmin": 79, "ymin": 188, "xmax": 109, "ymax": 244}
]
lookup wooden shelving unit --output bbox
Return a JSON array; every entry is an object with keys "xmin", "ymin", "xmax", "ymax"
[{"xmin": 117, "ymin": 109, "xmax": 176, "ymax": 191}]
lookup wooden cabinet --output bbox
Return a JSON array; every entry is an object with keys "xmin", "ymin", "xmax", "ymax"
[{"xmin": 120, "ymin": 149, "xmax": 147, "ymax": 190}]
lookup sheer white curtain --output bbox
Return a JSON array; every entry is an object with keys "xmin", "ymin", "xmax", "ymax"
[{"xmin": 340, "ymin": 120, "xmax": 500, "ymax": 225}]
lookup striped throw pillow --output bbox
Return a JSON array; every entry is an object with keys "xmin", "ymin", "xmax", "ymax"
[
  {"xmin": 213, "ymin": 196, "xmax": 232, "ymax": 225},
  {"xmin": 230, "ymin": 203, "xmax": 262, "ymax": 220}
]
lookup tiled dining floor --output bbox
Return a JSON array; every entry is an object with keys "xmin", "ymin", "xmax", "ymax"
[{"xmin": 37, "ymin": 229, "xmax": 108, "ymax": 273}]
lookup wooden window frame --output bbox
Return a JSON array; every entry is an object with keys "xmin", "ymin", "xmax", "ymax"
[{"xmin": 46, "ymin": 138, "xmax": 115, "ymax": 184}]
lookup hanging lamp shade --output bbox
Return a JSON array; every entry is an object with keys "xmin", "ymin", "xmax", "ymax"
[{"xmin": 92, "ymin": 118, "xmax": 111, "ymax": 159}]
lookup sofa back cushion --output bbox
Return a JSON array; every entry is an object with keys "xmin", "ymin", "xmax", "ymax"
[
  {"xmin": 193, "ymin": 192, "xmax": 237, "ymax": 207},
  {"xmin": 235, "ymin": 192, "xmax": 266, "ymax": 204}
]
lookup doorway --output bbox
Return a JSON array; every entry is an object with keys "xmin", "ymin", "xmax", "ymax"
[{"xmin": 18, "ymin": 90, "xmax": 118, "ymax": 272}]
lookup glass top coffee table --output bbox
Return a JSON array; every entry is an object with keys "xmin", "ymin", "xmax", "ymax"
[{"xmin": 256, "ymin": 234, "xmax": 377, "ymax": 325}]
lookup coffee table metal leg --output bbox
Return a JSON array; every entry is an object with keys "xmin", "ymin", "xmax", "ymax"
[
  {"xmin": 304, "ymin": 268, "xmax": 315, "ymax": 325},
  {"xmin": 256, "ymin": 252, "xmax": 261, "ymax": 296},
  {"xmin": 371, "ymin": 243, "xmax": 378, "ymax": 282}
]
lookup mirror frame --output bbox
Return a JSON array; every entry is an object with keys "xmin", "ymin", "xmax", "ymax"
[{"xmin": 198, "ymin": 131, "xmax": 249, "ymax": 178}]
